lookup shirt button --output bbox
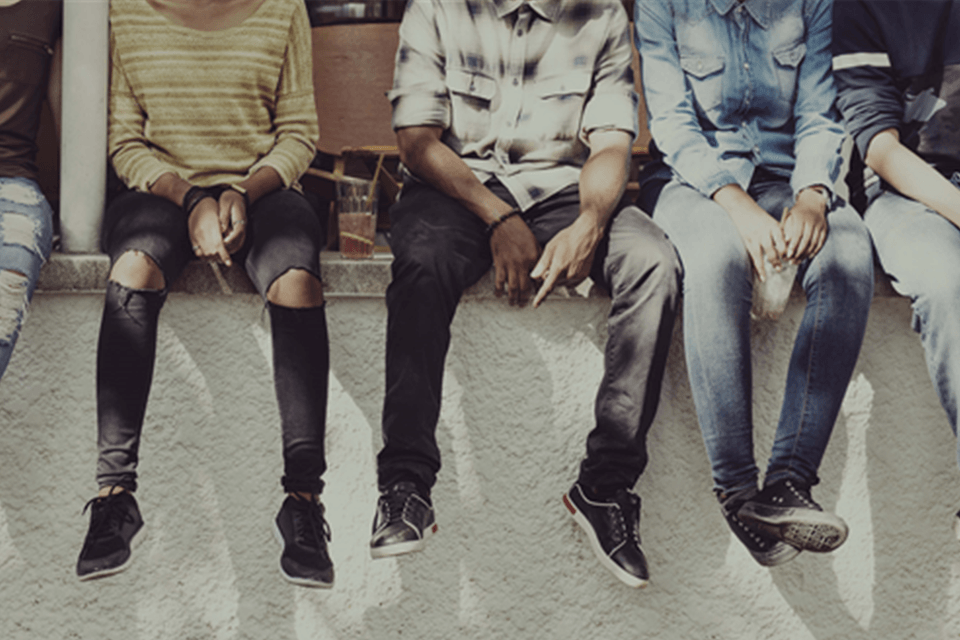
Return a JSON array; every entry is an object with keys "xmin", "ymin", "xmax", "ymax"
[
  {"xmin": 753, "ymin": 146, "xmax": 760, "ymax": 153},
  {"xmin": 741, "ymin": 120, "xmax": 747, "ymax": 127},
  {"xmin": 744, "ymin": 62, "xmax": 750, "ymax": 70},
  {"xmin": 517, "ymin": 29, "xmax": 524, "ymax": 37},
  {"xmin": 513, "ymin": 78, "xmax": 519, "ymax": 86}
]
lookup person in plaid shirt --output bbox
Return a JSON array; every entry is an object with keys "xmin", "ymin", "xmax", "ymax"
[{"xmin": 368, "ymin": 0, "xmax": 681, "ymax": 589}]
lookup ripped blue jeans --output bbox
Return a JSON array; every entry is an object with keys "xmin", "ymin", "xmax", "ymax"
[{"xmin": 0, "ymin": 177, "xmax": 54, "ymax": 378}]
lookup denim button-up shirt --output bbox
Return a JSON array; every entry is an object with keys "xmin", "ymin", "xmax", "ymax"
[{"xmin": 636, "ymin": 0, "xmax": 844, "ymax": 199}]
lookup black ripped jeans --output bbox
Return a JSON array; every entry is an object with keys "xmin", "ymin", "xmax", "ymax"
[{"xmin": 95, "ymin": 189, "xmax": 329, "ymax": 494}]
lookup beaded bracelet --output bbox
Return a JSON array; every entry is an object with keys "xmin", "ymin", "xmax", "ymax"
[{"xmin": 486, "ymin": 209, "xmax": 520, "ymax": 236}]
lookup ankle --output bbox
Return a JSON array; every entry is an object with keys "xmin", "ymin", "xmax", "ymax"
[
  {"xmin": 288, "ymin": 491, "xmax": 317, "ymax": 503},
  {"xmin": 97, "ymin": 485, "xmax": 128, "ymax": 498}
]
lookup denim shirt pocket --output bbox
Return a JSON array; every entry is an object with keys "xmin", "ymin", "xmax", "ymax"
[
  {"xmin": 679, "ymin": 53, "xmax": 725, "ymax": 115},
  {"xmin": 446, "ymin": 68, "xmax": 497, "ymax": 143},
  {"xmin": 0, "ymin": 27, "xmax": 54, "ymax": 86},
  {"xmin": 535, "ymin": 71, "xmax": 592, "ymax": 141},
  {"xmin": 772, "ymin": 42, "xmax": 806, "ymax": 107}
]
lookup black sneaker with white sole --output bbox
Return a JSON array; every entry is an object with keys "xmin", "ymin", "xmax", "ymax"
[
  {"xmin": 76, "ymin": 491, "xmax": 144, "ymax": 580},
  {"xmin": 370, "ymin": 481, "xmax": 436, "ymax": 559},
  {"xmin": 563, "ymin": 482, "xmax": 649, "ymax": 588},
  {"xmin": 274, "ymin": 495, "xmax": 334, "ymax": 588},
  {"xmin": 719, "ymin": 486, "xmax": 801, "ymax": 567},
  {"xmin": 737, "ymin": 479, "xmax": 848, "ymax": 553}
]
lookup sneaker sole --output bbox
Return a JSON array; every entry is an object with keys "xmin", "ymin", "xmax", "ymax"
[
  {"xmin": 272, "ymin": 522, "xmax": 334, "ymax": 589},
  {"xmin": 369, "ymin": 521, "xmax": 437, "ymax": 559},
  {"xmin": 739, "ymin": 507, "xmax": 849, "ymax": 553},
  {"xmin": 77, "ymin": 524, "xmax": 146, "ymax": 582},
  {"xmin": 563, "ymin": 492, "xmax": 649, "ymax": 589}
]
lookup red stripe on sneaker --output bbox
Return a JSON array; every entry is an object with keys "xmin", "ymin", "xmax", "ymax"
[{"xmin": 563, "ymin": 494, "xmax": 577, "ymax": 515}]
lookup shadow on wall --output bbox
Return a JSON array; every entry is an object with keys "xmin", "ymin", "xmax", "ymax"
[{"xmin": 0, "ymin": 293, "xmax": 957, "ymax": 639}]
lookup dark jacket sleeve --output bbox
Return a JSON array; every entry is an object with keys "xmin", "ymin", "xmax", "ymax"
[{"xmin": 832, "ymin": 0, "xmax": 903, "ymax": 158}]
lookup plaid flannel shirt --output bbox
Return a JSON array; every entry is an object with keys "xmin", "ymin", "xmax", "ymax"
[{"xmin": 389, "ymin": 0, "xmax": 639, "ymax": 211}]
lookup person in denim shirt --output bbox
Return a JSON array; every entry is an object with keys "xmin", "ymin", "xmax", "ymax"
[{"xmin": 636, "ymin": 0, "xmax": 873, "ymax": 566}]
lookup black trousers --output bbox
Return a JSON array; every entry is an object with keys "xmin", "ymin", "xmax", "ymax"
[
  {"xmin": 95, "ymin": 189, "xmax": 330, "ymax": 494},
  {"xmin": 378, "ymin": 179, "xmax": 682, "ymax": 495}
]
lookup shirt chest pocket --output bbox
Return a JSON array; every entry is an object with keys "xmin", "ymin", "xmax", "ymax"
[
  {"xmin": 679, "ymin": 53, "xmax": 725, "ymax": 114},
  {"xmin": 446, "ymin": 69, "xmax": 497, "ymax": 142},
  {"xmin": 533, "ymin": 71, "xmax": 591, "ymax": 139},
  {"xmin": 772, "ymin": 42, "xmax": 806, "ymax": 106},
  {"xmin": 0, "ymin": 29, "xmax": 54, "ymax": 86}
]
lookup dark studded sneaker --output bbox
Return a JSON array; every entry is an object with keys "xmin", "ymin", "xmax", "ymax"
[
  {"xmin": 737, "ymin": 479, "xmax": 849, "ymax": 553},
  {"xmin": 719, "ymin": 487, "xmax": 801, "ymax": 567},
  {"xmin": 563, "ymin": 482, "xmax": 649, "ymax": 588},
  {"xmin": 274, "ymin": 495, "xmax": 334, "ymax": 588},
  {"xmin": 76, "ymin": 491, "xmax": 144, "ymax": 580},
  {"xmin": 370, "ymin": 481, "xmax": 436, "ymax": 559}
]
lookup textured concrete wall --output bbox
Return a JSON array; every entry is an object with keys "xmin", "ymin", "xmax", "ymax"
[{"xmin": 0, "ymin": 288, "xmax": 957, "ymax": 640}]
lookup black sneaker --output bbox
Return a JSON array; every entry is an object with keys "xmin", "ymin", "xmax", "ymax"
[
  {"xmin": 370, "ymin": 481, "xmax": 436, "ymax": 559},
  {"xmin": 737, "ymin": 479, "xmax": 848, "ymax": 553},
  {"xmin": 274, "ymin": 495, "xmax": 334, "ymax": 588},
  {"xmin": 719, "ymin": 487, "xmax": 800, "ymax": 567},
  {"xmin": 563, "ymin": 482, "xmax": 649, "ymax": 588},
  {"xmin": 76, "ymin": 491, "xmax": 144, "ymax": 580}
]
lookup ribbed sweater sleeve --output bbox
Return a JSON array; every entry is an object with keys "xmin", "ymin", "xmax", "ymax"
[{"xmin": 248, "ymin": 0, "xmax": 318, "ymax": 187}]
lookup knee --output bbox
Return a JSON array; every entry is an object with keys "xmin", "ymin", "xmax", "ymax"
[
  {"xmin": 267, "ymin": 268, "xmax": 324, "ymax": 308},
  {"xmin": 1, "ymin": 211, "xmax": 50, "ymax": 259},
  {"xmin": 109, "ymin": 250, "xmax": 166, "ymax": 290},
  {"xmin": 613, "ymin": 232, "xmax": 682, "ymax": 301},
  {"xmin": 0, "ymin": 270, "xmax": 30, "ymax": 344}
]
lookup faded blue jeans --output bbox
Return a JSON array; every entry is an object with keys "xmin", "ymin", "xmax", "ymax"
[
  {"xmin": 864, "ymin": 189, "xmax": 960, "ymax": 465},
  {"xmin": 0, "ymin": 177, "xmax": 54, "ymax": 378},
  {"xmin": 654, "ymin": 174, "xmax": 874, "ymax": 494}
]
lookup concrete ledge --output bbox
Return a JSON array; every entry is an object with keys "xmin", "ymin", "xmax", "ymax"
[
  {"xmin": 38, "ymin": 251, "xmax": 900, "ymax": 298},
  {"xmin": 35, "ymin": 251, "xmax": 607, "ymax": 299}
]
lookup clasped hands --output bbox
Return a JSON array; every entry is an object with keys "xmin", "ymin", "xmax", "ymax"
[
  {"xmin": 732, "ymin": 187, "xmax": 829, "ymax": 282},
  {"xmin": 187, "ymin": 188, "xmax": 247, "ymax": 266},
  {"xmin": 490, "ymin": 213, "xmax": 602, "ymax": 308}
]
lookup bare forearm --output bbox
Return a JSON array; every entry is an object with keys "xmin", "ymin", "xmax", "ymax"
[
  {"xmin": 713, "ymin": 183, "xmax": 768, "ymax": 221},
  {"xmin": 578, "ymin": 143, "xmax": 629, "ymax": 231},
  {"xmin": 398, "ymin": 128, "xmax": 513, "ymax": 224},
  {"xmin": 235, "ymin": 166, "xmax": 283, "ymax": 205},
  {"xmin": 866, "ymin": 128, "xmax": 960, "ymax": 227}
]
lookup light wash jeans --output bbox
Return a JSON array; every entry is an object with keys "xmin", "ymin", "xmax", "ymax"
[
  {"xmin": 654, "ymin": 175, "xmax": 874, "ymax": 494},
  {"xmin": 864, "ymin": 189, "xmax": 960, "ymax": 465},
  {"xmin": 0, "ymin": 177, "xmax": 53, "ymax": 378}
]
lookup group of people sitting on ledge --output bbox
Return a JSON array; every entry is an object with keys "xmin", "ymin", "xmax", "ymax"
[{"xmin": 2, "ymin": 0, "xmax": 959, "ymax": 590}]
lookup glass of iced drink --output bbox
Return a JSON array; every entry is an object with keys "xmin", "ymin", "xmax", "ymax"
[
  {"xmin": 336, "ymin": 177, "xmax": 378, "ymax": 259},
  {"xmin": 750, "ymin": 256, "xmax": 798, "ymax": 320}
]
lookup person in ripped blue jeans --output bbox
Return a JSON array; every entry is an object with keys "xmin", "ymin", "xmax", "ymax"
[
  {"xmin": 0, "ymin": 0, "xmax": 59, "ymax": 377},
  {"xmin": 635, "ymin": 0, "xmax": 874, "ymax": 566},
  {"xmin": 832, "ymin": 0, "xmax": 960, "ymax": 535}
]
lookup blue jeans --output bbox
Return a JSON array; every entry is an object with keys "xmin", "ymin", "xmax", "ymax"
[
  {"xmin": 0, "ymin": 177, "xmax": 54, "ymax": 378},
  {"xmin": 653, "ymin": 175, "xmax": 873, "ymax": 493},
  {"xmin": 864, "ymin": 189, "xmax": 960, "ymax": 465}
]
